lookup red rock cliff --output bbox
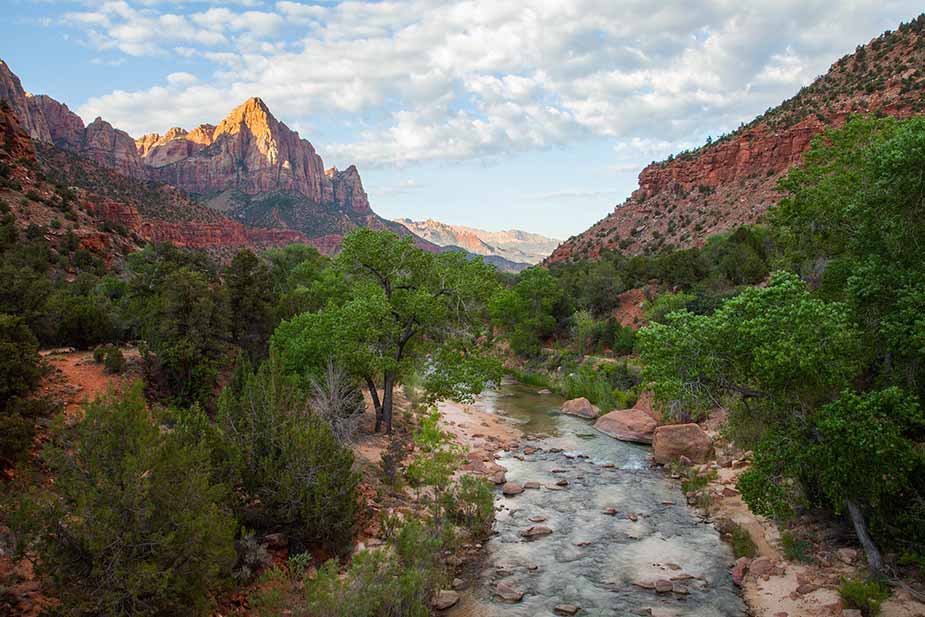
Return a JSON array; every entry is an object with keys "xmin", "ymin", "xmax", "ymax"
[
  {"xmin": 547, "ymin": 17, "xmax": 925, "ymax": 264},
  {"xmin": 142, "ymin": 97, "xmax": 334, "ymax": 202}
]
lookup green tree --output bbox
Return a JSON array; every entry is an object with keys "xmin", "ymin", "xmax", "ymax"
[
  {"xmin": 772, "ymin": 116, "xmax": 925, "ymax": 398},
  {"xmin": 0, "ymin": 314, "xmax": 46, "ymax": 464},
  {"xmin": 13, "ymin": 385, "xmax": 236, "ymax": 616},
  {"xmin": 638, "ymin": 272, "xmax": 923, "ymax": 572},
  {"xmin": 143, "ymin": 267, "xmax": 229, "ymax": 407},
  {"xmin": 209, "ymin": 354, "xmax": 360, "ymax": 550},
  {"xmin": 226, "ymin": 249, "xmax": 275, "ymax": 361},
  {"xmin": 273, "ymin": 229, "xmax": 499, "ymax": 433},
  {"xmin": 490, "ymin": 266, "xmax": 562, "ymax": 357}
]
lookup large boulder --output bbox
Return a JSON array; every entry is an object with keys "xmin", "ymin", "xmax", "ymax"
[
  {"xmin": 633, "ymin": 391, "xmax": 663, "ymax": 422},
  {"xmin": 560, "ymin": 397, "xmax": 599, "ymax": 419},
  {"xmin": 594, "ymin": 408, "xmax": 657, "ymax": 443},
  {"xmin": 652, "ymin": 424, "xmax": 714, "ymax": 464}
]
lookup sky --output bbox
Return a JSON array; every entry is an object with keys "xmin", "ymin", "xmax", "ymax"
[{"xmin": 1, "ymin": 1, "xmax": 921, "ymax": 238}]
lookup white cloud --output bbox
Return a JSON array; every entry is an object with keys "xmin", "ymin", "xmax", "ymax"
[{"xmin": 68, "ymin": 0, "xmax": 923, "ymax": 166}]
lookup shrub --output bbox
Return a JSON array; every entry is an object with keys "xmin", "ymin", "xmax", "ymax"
[
  {"xmin": 12, "ymin": 385, "xmax": 236, "ymax": 616},
  {"xmin": 305, "ymin": 519, "xmax": 444, "ymax": 617},
  {"xmin": 444, "ymin": 474, "xmax": 495, "ymax": 537},
  {"xmin": 214, "ymin": 354, "xmax": 360, "ymax": 551},
  {"xmin": 0, "ymin": 314, "xmax": 45, "ymax": 464},
  {"xmin": 839, "ymin": 577, "xmax": 891, "ymax": 616},
  {"xmin": 92, "ymin": 346, "xmax": 107, "ymax": 363},
  {"xmin": 103, "ymin": 347, "xmax": 126, "ymax": 374}
]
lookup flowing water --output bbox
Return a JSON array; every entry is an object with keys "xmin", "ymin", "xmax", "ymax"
[{"xmin": 447, "ymin": 380, "xmax": 746, "ymax": 617}]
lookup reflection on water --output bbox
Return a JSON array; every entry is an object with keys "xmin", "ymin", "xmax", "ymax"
[{"xmin": 447, "ymin": 380, "xmax": 745, "ymax": 617}]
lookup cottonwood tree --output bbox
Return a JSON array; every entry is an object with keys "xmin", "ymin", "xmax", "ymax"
[
  {"xmin": 637, "ymin": 272, "xmax": 920, "ymax": 573},
  {"xmin": 273, "ymin": 229, "xmax": 500, "ymax": 433}
]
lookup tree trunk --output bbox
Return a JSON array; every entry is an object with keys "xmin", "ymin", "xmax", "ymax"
[
  {"xmin": 846, "ymin": 499, "xmax": 883, "ymax": 576},
  {"xmin": 382, "ymin": 371, "xmax": 395, "ymax": 434},
  {"xmin": 365, "ymin": 376, "xmax": 383, "ymax": 433}
]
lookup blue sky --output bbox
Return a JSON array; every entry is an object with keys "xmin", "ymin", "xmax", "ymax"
[{"xmin": 2, "ymin": 1, "xmax": 921, "ymax": 238}]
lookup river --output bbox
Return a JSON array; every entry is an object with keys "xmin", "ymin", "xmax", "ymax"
[{"xmin": 447, "ymin": 379, "xmax": 746, "ymax": 617}]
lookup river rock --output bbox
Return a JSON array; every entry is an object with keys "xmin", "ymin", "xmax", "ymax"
[
  {"xmin": 523, "ymin": 481, "xmax": 541, "ymax": 489},
  {"xmin": 593, "ymin": 408, "xmax": 657, "ymax": 443},
  {"xmin": 502, "ymin": 482, "xmax": 524, "ymax": 496},
  {"xmin": 528, "ymin": 515, "xmax": 547, "ymax": 522},
  {"xmin": 495, "ymin": 581, "xmax": 524, "ymax": 603},
  {"xmin": 523, "ymin": 446, "xmax": 539, "ymax": 455},
  {"xmin": 652, "ymin": 424, "xmax": 714, "ymax": 464},
  {"xmin": 654, "ymin": 579, "xmax": 673, "ymax": 593},
  {"xmin": 731, "ymin": 556, "xmax": 751, "ymax": 586},
  {"xmin": 555, "ymin": 479, "xmax": 569, "ymax": 487},
  {"xmin": 520, "ymin": 525, "xmax": 553, "ymax": 539},
  {"xmin": 537, "ymin": 389, "xmax": 552, "ymax": 395},
  {"xmin": 432, "ymin": 590, "xmax": 459, "ymax": 610},
  {"xmin": 560, "ymin": 397, "xmax": 600, "ymax": 419},
  {"xmin": 554, "ymin": 604, "xmax": 580, "ymax": 615},
  {"xmin": 491, "ymin": 471, "xmax": 507, "ymax": 485}
]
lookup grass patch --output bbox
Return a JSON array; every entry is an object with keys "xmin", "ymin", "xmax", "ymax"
[
  {"xmin": 728, "ymin": 523, "xmax": 758, "ymax": 559},
  {"xmin": 839, "ymin": 577, "xmax": 891, "ymax": 616},
  {"xmin": 780, "ymin": 530, "xmax": 813, "ymax": 563}
]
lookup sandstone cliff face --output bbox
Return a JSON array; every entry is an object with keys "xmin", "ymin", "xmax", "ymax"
[
  {"xmin": 143, "ymin": 98, "xmax": 334, "ymax": 202},
  {"xmin": 0, "ymin": 59, "xmax": 51, "ymax": 142},
  {"xmin": 81, "ymin": 117, "xmax": 146, "ymax": 179},
  {"xmin": 547, "ymin": 18, "xmax": 925, "ymax": 264},
  {"xmin": 25, "ymin": 94, "xmax": 84, "ymax": 148},
  {"xmin": 328, "ymin": 165, "xmax": 372, "ymax": 214}
]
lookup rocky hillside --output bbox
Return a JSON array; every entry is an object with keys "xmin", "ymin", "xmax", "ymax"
[
  {"xmin": 0, "ymin": 59, "xmax": 430, "ymax": 253},
  {"xmin": 396, "ymin": 218, "xmax": 559, "ymax": 265},
  {"xmin": 547, "ymin": 15, "xmax": 925, "ymax": 264},
  {"xmin": 0, "ymin": 94, "xmax": 309, "ymax": 266}
]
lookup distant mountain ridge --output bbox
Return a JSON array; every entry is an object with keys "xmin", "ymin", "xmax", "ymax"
[
  {"xmin": 547, "ymin": 14, "xmax": 925, "ymax": 264},
  {"xmin": 396, "ymin": 218, "xmax": 559, "ymax": 266},
  {"xmin": 0, "ymin": 58, "xmax": 434, "ymax": 255}
]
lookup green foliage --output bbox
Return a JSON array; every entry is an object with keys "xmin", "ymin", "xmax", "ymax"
[
  {"xmin": 561, "ymin": 361, "xmax": 640, "ymax": 411},
  {"xmin": 838, "ymin": 577, "xmax": 891, "ymax": 616},
  {"xmin": 0, "ymin": 314, "xmax": 45, "ymax": 464},
  {"xmin": 212, "ymin": 354, "xmax": 360, "ymax": 550},
  {"xmin": 643, "ymin": 291, "xmax": 696, "ymax": 324},
  {"xmin": 443, "ymin": 474, "xmax": 495, "ymax": 536},
  {"xmin": 780, "ymin": 530, "xmax": 813, "ymax": 563},
  {"xmin": 103, "ymin": 346, "xmax": 126, "ymax": 374},
  {"xmin": 728, "ymin": 523, "xmax": 758, "ymax": 559},
  {"xmin": 405, "ymin": 410, "xmax": 463, "ymax": 518},
  {"xmin": 808, "ymin": 389, "xmax": 925, "ymax": 536},
  {"xmin": 143, "ymin": 267, "xmax": 229, "ymax": 407},
  {"xmin": 772, "ymin": 116, "xmax": 925, "ymax": 399},
  {"xmin": 226, "ymin": 249, "xmax": 275, "ymax": 361},
  {"xmin": 490, "ymin": 266, "xmax": 562, "ymax": 357},
  {"xmin": 13, "ymin": 385, "xmax": 236, "ymax": 616},
  {"xmin": 639, "ymin": 272, "xmax": 859, "ymax": 419},
  {"xmin": 43, "ymin": 287, "xmax": 115, "ymax": 348},
  {"xmin": 305, "ymin": 519, "xmax": 445, "ymax": 617},
  {"xmin": 572, "ymin": 309, "xmax": 595, "ymax": 355},
  {"xmin": 274, "ymin": 229, "xmax": 499, "ymax": 433}
]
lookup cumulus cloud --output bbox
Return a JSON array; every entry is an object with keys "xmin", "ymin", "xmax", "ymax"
[{"xmin": 67, "ymin": 0, "xmax": 922, "ymax": 166}]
